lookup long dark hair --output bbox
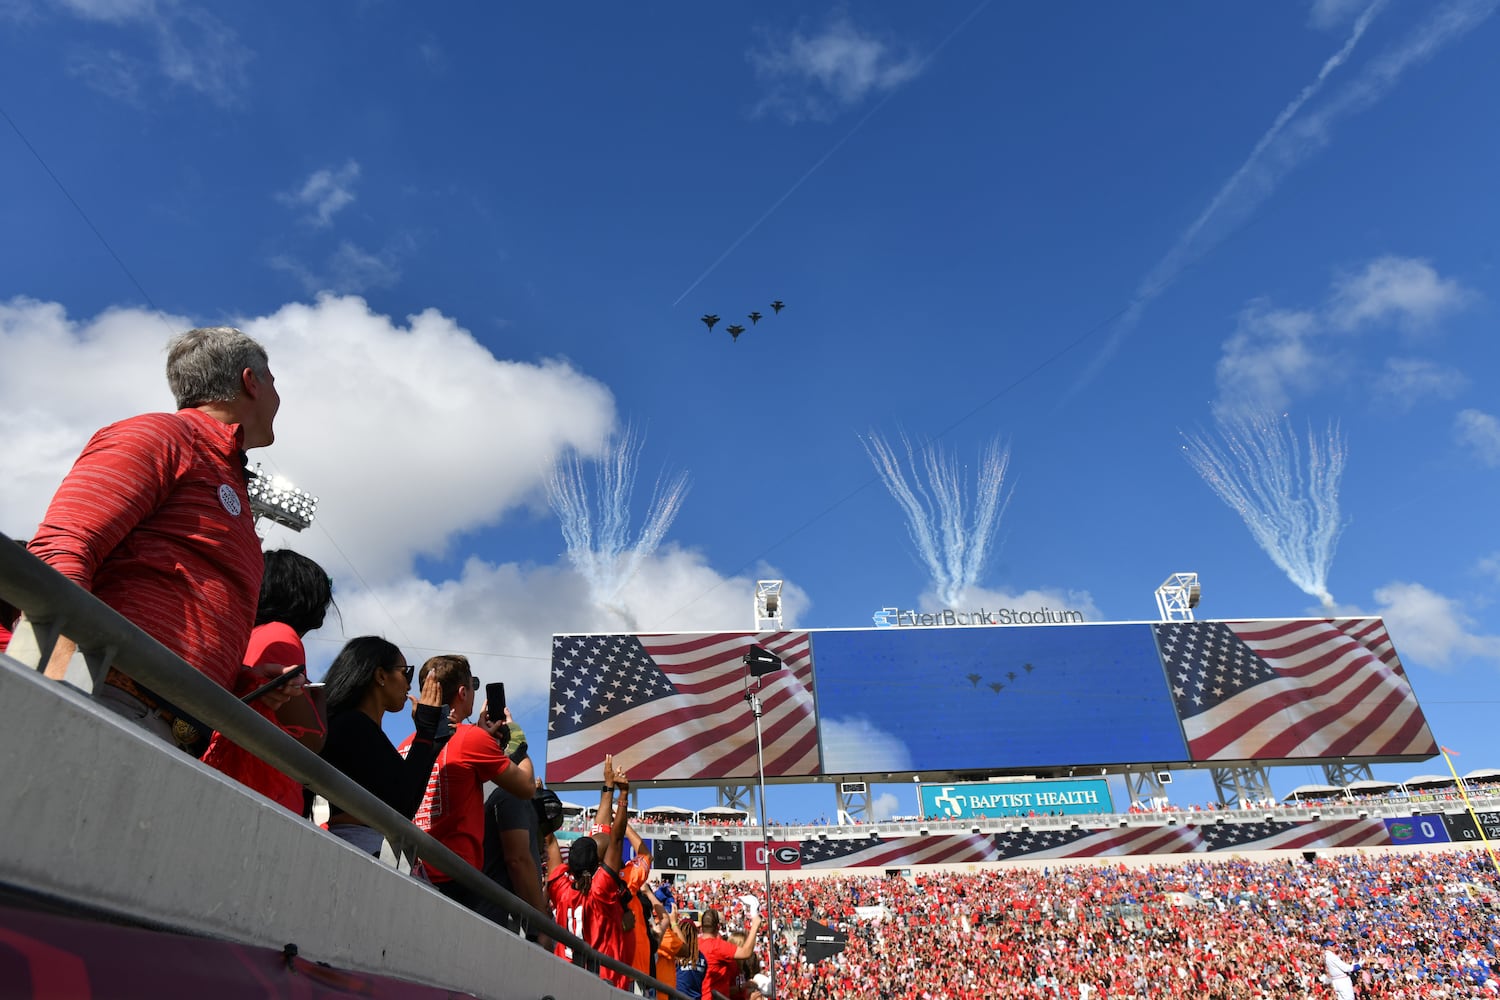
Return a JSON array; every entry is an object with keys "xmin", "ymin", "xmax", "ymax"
[
  {"xmin": 568, "ymin": 833, "xmax": 602, "ymax": 893},
  {"xmin": 256, "ymin": 549, "xmax": 336, "ymax": 636},
  {"xmin": 324, "ymin": 636, "xmax": 403, "ymax": 716}
]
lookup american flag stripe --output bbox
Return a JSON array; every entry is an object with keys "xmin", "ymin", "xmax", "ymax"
[
  {"xmin": 1014, "ymin": 825, "xmax": 1204, "ymax": 860},
  {"xmin": 546, "ymin": 632, "xmax": 820, "ymax": 783},
  {"xmin": 1206, "ymin": 818, "xmax": 1390, "ymax": 853},
  {"xmin": 802, "ymin": 834, "xmax": 998, "ymax": 869},
  {"xmin": 1165, "ymin": 619, "xmax": 1436, "ymax": 762}
]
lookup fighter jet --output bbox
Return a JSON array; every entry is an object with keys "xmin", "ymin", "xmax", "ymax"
[
  {"xmin": 1023, "ymin": 662, "xmax": 1035, "ymax": 673},
  {"xmin": 988, "ymin": 682, "xmax": 1004, "ymax": 694},
  {"xmin": 1006, "ymin": 671, "xmax": 1018, "ymax": 683},
  {"xmin": 966, "ymin": 673, "xmax": 981, "ymax": 688},
  {"xmin": 725, "ymin": 324, "xmax": 746, "ymax": 342},
  {"xmin": 701, "ymin": 314, "xmax": 720, "ymax": 333},
  {"xmin": 770, "ymin": 300, "xmax": 785, "ymax": 314},
  {"xmin": 748, "ymin": 311, "xmax": 763, "ymax": 325}
]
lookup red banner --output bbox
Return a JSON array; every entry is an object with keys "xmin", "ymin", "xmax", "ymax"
[{"xmin": 743, "ymin": 840, "xmax": 803, "ymax": 871}]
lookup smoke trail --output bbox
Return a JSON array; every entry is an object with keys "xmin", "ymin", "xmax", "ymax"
[
  {"xmin": 547, "ymin": 425, "xmax": 690, "ymax": 629},
  {"xmin": 1181, "ymin": 411, "xmax": 1347, "ymax": 607},
  {"xmin": 862, "ymin": 431, "xmax": 1012, "ymax": 606}
]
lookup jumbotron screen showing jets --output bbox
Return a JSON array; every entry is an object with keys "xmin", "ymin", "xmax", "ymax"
[{"xmin": 545, "ymin": 618, "xmax": 1436, "ymax": 785}]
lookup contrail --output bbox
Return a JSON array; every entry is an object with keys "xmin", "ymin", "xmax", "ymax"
[
  {"xmin": 547, "ymin": 424, "xmax": 690, "ymax": 630},
  {"xmin": 1075, "ymin": 0, "xmax": 1495, "ymax": 389},
  {"xmin": 1182, "ymin": 411, "xmax": 1346, "ymax": 608},
  {"xmin": 862, "ymin": 430, "xmax": 1011, "ymax": 607},
  {"xmin": 672, "ymin": 0, "xmax": 993, "ymax": 308}
]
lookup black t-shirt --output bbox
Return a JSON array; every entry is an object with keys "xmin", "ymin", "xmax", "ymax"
[{"xmin": 481, "ymin": 785, "xmax": 541, "ymax": 892}]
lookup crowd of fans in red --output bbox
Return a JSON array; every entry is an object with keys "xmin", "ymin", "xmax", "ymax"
[{"xmin": 669, "ymin": 849, "xmax": 1499, "ymax": 999}]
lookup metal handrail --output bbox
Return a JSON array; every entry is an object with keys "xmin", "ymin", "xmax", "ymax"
[{"xmin": 0, "ymin": 533, "xmax": 696, "ymax": 1000}]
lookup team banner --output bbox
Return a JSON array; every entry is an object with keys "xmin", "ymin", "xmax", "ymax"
[
  {"xmin": 1384, "ymin": 816, "xmax": 1451, "ymax": 846},
  {"xmin": 743, "ymin": 840, "xmax": 805, "ymax": 871},
  {"xmin": 920, "ymin": 779, "xmax": 1112, "ymax": 820},
  {"xmin": 547, "ymin": 618, "xmax": 1435, "ymax": 784}
]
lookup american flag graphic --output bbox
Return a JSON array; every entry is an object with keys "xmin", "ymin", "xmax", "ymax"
[
  {"xmin": 993, "ymin": 824, "xmax": 1206, "ymax": 860},
  {"xmin": 1198, "ymin": 817, "xmax": 1392, "ymax": 852},
  {"xmin": 797, "ymin": 833, "xmax": 999, "ymax": 869},
  {"xmin": 546, "ymin": 632, "xmax": 821, "ymax": 783},
  {"xmin": 1155, "ymin": 618, "xmax": 1436, "ymax": 761}
]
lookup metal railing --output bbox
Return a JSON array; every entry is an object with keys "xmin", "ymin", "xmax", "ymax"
[{"xmin": 0, "ymin": 533, "xmax": 698, "ymax": 1000}]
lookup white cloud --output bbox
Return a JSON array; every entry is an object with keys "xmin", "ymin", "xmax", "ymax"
[
  {"xmin": 278, "ymin": 161, "xmax": 361, "ymax": 228},
  {"xmin": 1215, "ymin": 304, "xmax": 1324, "ymax": 412},
  {"xmin": 65, "ymin": 47, "xmax": 144, "ymax": 105},
  {"xmin": 820, "ymin": 715, "xmax": 913, "ymax": 774},
  {"xmin": 749, "ymin": 14, "xmax": 922, "ymax": 123},
  {"xmin": 1476, "ymin": 552, "xmax": 1500, "ymax": 583},
  {"xmin": 1373, "ymin": 357, "xmax": 1467, "ymax": 409},
  {"xmin": 1211, "ymin": 257, "xmax": 1471, "ymax": 411},
  {"xmin": 870, "ymin": 792, "xmax": 902, "ymax": 822},
  {"xmin": 55, "ymin": 0, "xmax": 252, "ymax": 107},
  {"xmin": 1328, "ymin": 256, "xmax": 1469, "ymax": 332},
  {"xmin": 270, "ymin": 240, "xmax": 402, "ymax": 295},
  {"xmin": 1455, "ymin": 409, "xmax": 1500, "ymax": 467},
  {"xmin": 1364, "ymin": 581, "xmax": 1500, "ymax": 669}
]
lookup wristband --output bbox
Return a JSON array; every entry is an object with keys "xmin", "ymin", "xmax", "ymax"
[
  {"xmin": 603, "ymin": 783, "xmax": 615, "ymax": 792},
  {"xmin": 508, "ymin": 740, "xmax": 529, "ymax": 766}
]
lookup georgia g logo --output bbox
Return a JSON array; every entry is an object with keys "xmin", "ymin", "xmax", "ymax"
[
  {"xmin": 772, "ymin": 846, "xmax": 800, "ymax": 864},
  {"xmin": 218, "ymin": 484, "xmax": 242, "ymax": 516}
]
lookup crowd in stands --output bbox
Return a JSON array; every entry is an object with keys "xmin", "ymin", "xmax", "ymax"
[{"xmin": 674, "ymin": 850, "xmax": 1500, "ymax": 999}]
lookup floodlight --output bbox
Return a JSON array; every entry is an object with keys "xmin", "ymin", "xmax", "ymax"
[
  {"xmin": 246, "ymin": 463, "xmax": 319, "ymax": 532},
  {"xmin": 1154, "ymin": 572, "xmax": 1201, "ymax": 622}
]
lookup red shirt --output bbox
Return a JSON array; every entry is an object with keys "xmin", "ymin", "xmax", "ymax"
[
  {"xmin": 586, "ymin": 862, "xmax": 630, "ymax": 990},
  {"xmin": 699, "ymin": 934, "xmax": 742, "ymax": 1000},
  {"xmin": 28, "ymin": 409, "xmax": 263, "ymax": 689},
  {"xmin": 547, "ymin": 865, "xmax": 586, "ymax": 961},
  {"xmin": 201, "ymin": 622, "xmax": 309, "ymax": 813},
  {"xmin": 401, "ymin": 722, "xmax": 510, "ymax": 879}
]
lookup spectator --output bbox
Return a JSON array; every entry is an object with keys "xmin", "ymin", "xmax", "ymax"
[
  {"xmin": 674, "ymin": 915, "xmax": 705, "ymax": 1000},
  {"xmin": 478, "ymin": 772, "xmax": 550, "ymax": 946},
  {"xmin": 201, "ymin": 549, "xmax": 334, "ymax": 812},
  {"xmin": 403, "ymin": 653, "xmax": 534, "ymax": 909},
  {"xmin": 18, "ymin": 327, "xmax": 278, "ymax": 747},
  {"xmin": 319, "ymin": 636, "xmax": 444, "ymax": 854},
  {"xmin": 699, "ymin": 906, "xmax": 760, "ymax": 1000},
  {"xmin": 1324, "ymin": 937, "xmax": 1361, "ymax": 1000},
  {"xmin": 544, "ymin": 756, "xmax": 632, "ymax": 989},
  {"xmin": 622, "ymin": 824, "xmax": 657, "ymax": 990},
  {"xmin": 0, "ymin": 538, "xmax": 25, "ymax": 652}
]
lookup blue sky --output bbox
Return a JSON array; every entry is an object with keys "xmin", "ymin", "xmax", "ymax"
[{"xmin": 3, "ymin": 0, "xmax": 1498, "ymax": 820}]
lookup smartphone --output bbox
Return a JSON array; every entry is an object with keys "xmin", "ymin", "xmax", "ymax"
[
  {"xmin": 242, "ymin": 664, "xmax": 306, "ymax": 703},
  {"xmin": 486, "ymin": 681, "xmax": 507, "ymax": 721}
]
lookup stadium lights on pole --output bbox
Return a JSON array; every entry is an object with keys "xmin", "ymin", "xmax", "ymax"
[
  {"xmin": 1155, "ymin": 572, "xmax": 1201, "ymax": 622},
  {"xmin": 246, "ymin": 463, "xmax": 319, "ymax": 532},
  {"xmin": 743, "ymin": 643, "xmax": 783, "ymax": 999}
]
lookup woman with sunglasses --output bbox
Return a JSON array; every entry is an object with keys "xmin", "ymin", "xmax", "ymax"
[{"xmin": 319, "ymin": 635, "xmax": 445, "ymax": 854}]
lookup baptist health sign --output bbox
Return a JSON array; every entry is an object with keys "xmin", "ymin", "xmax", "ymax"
[{"xmin": 920, "ymin": 779, "xmax": 1113, "ymax": 820}]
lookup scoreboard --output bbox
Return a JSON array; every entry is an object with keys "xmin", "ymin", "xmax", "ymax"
[{"xmin": 651, "ymin": 839, "xmax": 743, "ymax": 872}]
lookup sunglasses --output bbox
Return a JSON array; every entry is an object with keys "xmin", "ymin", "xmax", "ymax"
[{"xmin": 393, "ymin": 663, "xmax": 415, "ymax": 682}]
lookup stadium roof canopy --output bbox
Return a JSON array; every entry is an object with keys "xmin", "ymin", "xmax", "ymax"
[
  {"xmin": 1463, "ymin": 768, "xmax": 1500, "ymax": 782},
  {"xmin": 697, "ymin": 805, "xmax": 748, "ymax": 818},
  {"xmin": 640, "ymin": 805, "xmax": 694, "ymax": 817},
  {"xmin": 1285, "ymin": 783, "xmax": 1343, "ymax": 800},
  {"xmin": 1402, "ymin": 774, "xmax": 1456, "ymax": 788},
  {"xmin": 1345, "ymin": 778, "xmax": 1400, "ymax": 792}
]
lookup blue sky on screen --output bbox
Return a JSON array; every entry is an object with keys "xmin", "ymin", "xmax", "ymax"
[{"xmin": 2, "ymin": 1, "xmax": 1498, "ymax": 820}]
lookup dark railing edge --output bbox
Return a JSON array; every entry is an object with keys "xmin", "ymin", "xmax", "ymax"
[{"xmin": 0, "ymin": 534, "xmax": 697, "ymax": 999}]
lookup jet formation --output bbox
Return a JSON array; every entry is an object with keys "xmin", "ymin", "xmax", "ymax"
[{"xmin": 701, "ymin": 300, "xmax": 784, "ymax": 343}]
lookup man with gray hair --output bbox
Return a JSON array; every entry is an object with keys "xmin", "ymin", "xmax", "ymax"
[{"xmin": 19, "ymin": 327, "xmax": 281, "ymax": 746}]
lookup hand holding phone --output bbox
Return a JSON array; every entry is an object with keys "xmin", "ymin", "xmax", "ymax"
[{"xmin": 485, "ymin": 681, "xmax": 507, "ymax": 722}]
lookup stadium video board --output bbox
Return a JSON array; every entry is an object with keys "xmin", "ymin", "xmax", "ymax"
[{"xmin": 545, "ymin": 618, "xmax": 1436, "ymax": 786}]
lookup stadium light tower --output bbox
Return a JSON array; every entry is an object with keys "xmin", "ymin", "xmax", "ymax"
[
  {"xmin": 1155, "ymin": 573, "xmax": 1200, "ymax": 622},
  {"xmin": 246, "ymin": 463, "xmax": 319, "ymax": 532},
  {"xmin": 755, "ymin": 580, "xmax": 784, "ymax": 630},
  {"xmin": 743, "ymin": 644, "xmax": 782, "ymax": 1000}
]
